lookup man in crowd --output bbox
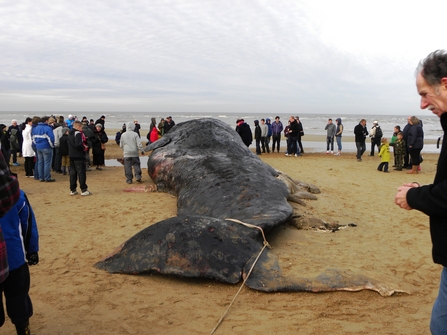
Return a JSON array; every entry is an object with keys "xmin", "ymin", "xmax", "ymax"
[
  {"xmin": 395, "ymin": 50, "xmax": 447, "ymax": 334},
  {"xmin": 271, "ymin": 116, "xmax": 283, "ymax": 153},
  {"xmin": 32, "ymin": 116, "xmax": 55, "ymax": 182},
  {"xmin": 164, "ymin": 116, "xmax": 175, "ymax": 134},
  {"xmin": 68, "ymin": 121, "xmax": 91, "ymax": 196},
  {"xmin": 369, "ymin": 120, "xmax": 383, "ymax": 156},
  {"xmin": 354, "ymin": 119, "xmax": 368, "ymax": 162}
]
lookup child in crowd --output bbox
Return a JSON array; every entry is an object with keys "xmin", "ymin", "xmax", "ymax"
[
  {"xmin": 377, "ymin": 137, "xmax": 390, "ymax": 173},
  {"xmin": 389, "ymin": 125, "xmax": 401, "ymax": 167},
  {"xmin": 393, "ymin": 132, "xmax": 406, "ymax": 171},
  {"xmin": 59, "ymin": 127, "xmax": 70, "ymax": 175},
  {"xmin": 0, "ymin": 190, "xmax": 39, "ymax": 335}
]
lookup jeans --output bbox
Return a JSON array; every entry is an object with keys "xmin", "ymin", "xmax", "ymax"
[
  {"xmin": 124, "ymin": 157, "xmax": 142, "ymax": 182},
  {"xmin": 356, "ymin": 141, "xmax": 366, "ymax": 159},
  {"xmin": 54, "ymin": 147, "xmax": 62, "ymax": 173},
  {"xmin": 11, "ymin": 149, "xmax": 17, "ymax": 164},
  {"xmin": 261, "ymin": 137, "xmax": 267, "ymax": 153},
  {"xmin": 70, "ymin": 159, "xmax": 87, "ymax": 192},
  {"xmin": 255, "ymin": 138, "xmax": 262, "ymax": 154},
  {"xmin": 431, "ymin": 267, "xmax": 447, "ymax": 334},
  {"xmin": 36, "ymin": 148, "xmax": 53, "ymax": 181},
  {"xmin": 272, "ymin": 134, "xmax": 281, "ymax": 152},
  {"xmin": 336, "ymin": 136, "xmax": 342, "ymax": 151},
  {"xmin": 265, "ymin": 135, "xmax": 271, "ymax": 153},
  {"xmin": 326, "ymin": 136, "xmax": 334, "ymax": 151},
  {"xmin": 287, "ymin": 136, "xmax": 299, "ymax": 155}
]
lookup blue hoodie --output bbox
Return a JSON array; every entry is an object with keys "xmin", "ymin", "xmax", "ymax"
[
  {"xmin": 0, "ymin": 191, "xmax": 39, "ymax": 271},
  {"xmin": 266, "ymin": 118, "xmax": 272, "ymax": 137},
  {"xmin": 32, "ymin": 122, "xmax": 55, "ymax": 150}
]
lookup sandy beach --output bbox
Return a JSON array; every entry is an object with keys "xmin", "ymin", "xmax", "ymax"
[{"xmin": 2, "ymin": 131, "xmax": 442, "ymax": 335}]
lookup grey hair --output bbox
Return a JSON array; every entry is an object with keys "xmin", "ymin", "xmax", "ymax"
[{"xmin": 416, "ymin": 50, "xmax": 447, "ymax": 86}]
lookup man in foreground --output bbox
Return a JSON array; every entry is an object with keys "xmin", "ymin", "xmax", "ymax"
[
  {"xmin": 394, "ymin": 50, "xmax": 447, "ymax": 334},
  {"xmin": 68, "ymin": 121, "xmax": 91, "ymax": 196}
]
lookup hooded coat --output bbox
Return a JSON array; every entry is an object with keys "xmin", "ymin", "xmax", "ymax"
[{"xmin": 120, "ymin": 122, "xmax": 143, "ymax": 158}]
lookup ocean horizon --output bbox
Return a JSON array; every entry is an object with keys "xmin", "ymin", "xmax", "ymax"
[{"xmin": 1, "ymin": 111, "xmax": 443, "ymax": 154}]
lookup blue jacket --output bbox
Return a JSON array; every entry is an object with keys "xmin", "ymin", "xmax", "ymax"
[
  {"xmin": 271, "ymin": 121, "xmax": 283, "ymax": 135},
  {"xmin": 0, "ymin": 191, "xmax": 39, "ymax": 271},
  {"xmin": 266, "ymin": 118, "xmax": 272, "ymax": 136},
  {"xmin": 32, "ymin": 122, "xmax": 55, "ymax": 149}
]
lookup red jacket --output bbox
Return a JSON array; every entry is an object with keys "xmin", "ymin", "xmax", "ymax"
[{"xmin": 149, "ymin": 127, "xmax": 159, "ymax": 143}]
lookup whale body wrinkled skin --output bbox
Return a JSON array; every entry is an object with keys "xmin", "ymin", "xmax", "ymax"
[{"xmin": 95, "ymin": 119, "xmax": 400, "ymax": 296}]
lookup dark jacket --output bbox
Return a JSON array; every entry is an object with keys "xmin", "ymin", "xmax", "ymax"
[
  {"xmin": 90, "ymin": 129, "xmax": 108, "ymax": 156},
  {"xmin": 288, "ymin": 120, "xmax": 299, "ymax": 137},
  {"xmin": 236, "ymin": 122, "xmax": 252, "ymax": 147},
  {"xmin": 254, "ymin": 122, "xmax": 261, "ymax": 140},
  {"xmin": 407, "ymin": 123, "xmax": 424, "ymax": 149},
  {"xmin": 59, "ymin": 134, "xmax": 69, "ymax": 156},
  {"xmin": 354, "ymin": 123, "xmax": 368, "ymax": 142},
  {"xmin": 407, "ymin": 113, "xmax": 447, "ymax": 266},
  {"xmin": 68, "ymin": 128, "xmax": 87, "ymax": 160}
]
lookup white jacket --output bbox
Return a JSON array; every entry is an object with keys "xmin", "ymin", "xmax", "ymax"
[{"xmin": 22, "ymin": 124, "xmax": 35, "ymax": 157}]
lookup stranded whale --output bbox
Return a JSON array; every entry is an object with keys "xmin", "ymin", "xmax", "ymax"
[{"xmin": 95, "ymin": 118, "xmax": 400, "ymax": 296}]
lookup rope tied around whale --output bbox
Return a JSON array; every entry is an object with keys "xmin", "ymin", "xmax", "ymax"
[{"xmin": 210, "ymin": 218, "xmax": 271, "ymax": 335}]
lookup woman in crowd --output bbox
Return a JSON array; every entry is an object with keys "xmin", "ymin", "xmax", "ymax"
[
  {"xmin": 91, "ymin": 124, "xmax": 108, "ymax": 170},
  {"xmin": 406, "ymin": 116, "xmax": 424, "ymax": 174}
]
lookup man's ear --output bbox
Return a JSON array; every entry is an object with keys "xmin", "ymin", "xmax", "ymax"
[{"xmin": 441, "ymin": 77, "xmax": 447, "ymax": 89}]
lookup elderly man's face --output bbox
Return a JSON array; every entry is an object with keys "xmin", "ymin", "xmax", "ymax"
[{"xmin": 417, "ymin": 72, "xmax": 447, "ymax": 117}]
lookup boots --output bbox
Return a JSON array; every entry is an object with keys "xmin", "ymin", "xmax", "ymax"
[
  {"xmin": 15, "ymin": 321, "xmax": 31, "ymax": 335},
  {"xmin": 407, "ymin": 165, "xmax": 419, "ymax": 174},
  {"xmin": 62, "ymin": 166, "xmax": 66, "ymax": 175}
]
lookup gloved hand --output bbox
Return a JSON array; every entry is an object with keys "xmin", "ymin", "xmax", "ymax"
[{"xmin": 27, "ymin": 253, "xmax": 39, "ymax": 266}]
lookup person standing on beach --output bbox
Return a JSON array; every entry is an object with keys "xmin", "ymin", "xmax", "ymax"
[
  {"xmin": 392, "ymin": 132, "xmax": 406, "ymax": 171},
  {"xmin": 266, "ymin": 118, "xmax": 272, "ymax": 153},
  {"xmin": 68, "ymin": 121, "xmax": 91, "ymax": 196},
  {"xmin": 354, "ymin": 119, "xmax": 368, "ymax": 162},
  {"xmin": 254, "ymin": 120, "xmax": 262, "ymax": 155},
  {"xmin": 271, "ymin": 116, "xmax": 283, "ymax": 153},
  {"xmin": 8, "ymin": 120, "xmax": 21, "ymax": 167},
  {"xmin": 325, "ymin": 118, "xmax": 336, "ymax": 154},
  {"xmin": 394, "ymin": 50, "xmax": 447, "ymax": 334},
  {"xmin": 0, "ymin": 150, "xmax": 22, "ymax": 334},
  {"xmin": 285, "ymin": 116, "xmax": 300, "ymax": 157},
  {"xmin": 32, "ymin": 116, "xmax": 55, "ymax": 182},
  {"xmin": 95, "ymin": 115, "xmax": 106, "ymax": 130},
  {"xmin": 236, "ymin": 119, "xmax": 252, "ymax": 147},
  {"xmin": 295, "ymin": 116, "xmax": 305, "ymax": 154},
  {"xmin": 119, "ymin": 121, "xmax": 144, "ymax": 184},
  {"xmin": 406, "ymin": 116, "xmax": 424, "ymax": 174},
  {"xmin": 402, "ymin": 116, "xmax": 412, "ymax": 169},
  {"xmin": 133, "ymin": 120, "xmax": 141, "ymax": 138},
  {"xmin": 377, "ymin": 137, "xmax": 390, "ymax": 172},
  {"xmin": 164, "ymin": 116, "xmax": 175, "ymax": 134},
  {"xmin": 369, "ymin": 121, "xmax": 383, "ymax": 156},
  {"xmin": 334, "ymin": 118, "xmax": 343, "ymax": 155},
  {"xmin": 260, "ymin": 119, "xmax": 268, "ymax": 153},
  {"xmin": 0, "ymin": 190, "xmax": 39, "ymax": 335}
]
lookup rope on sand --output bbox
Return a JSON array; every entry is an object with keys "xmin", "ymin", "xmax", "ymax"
[{"xmin": 210, "ymin": 219, "xmax": 271, "ymax": 335}]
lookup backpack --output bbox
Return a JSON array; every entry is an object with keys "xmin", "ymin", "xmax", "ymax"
[{"xmin": 375, "ymin": 126, "xmax": 383, "ymax": 138}]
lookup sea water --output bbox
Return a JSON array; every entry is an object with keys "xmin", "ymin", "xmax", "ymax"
[{"xmin": 1, "ymin": 111, "xmax": 443, "ymax": 153}]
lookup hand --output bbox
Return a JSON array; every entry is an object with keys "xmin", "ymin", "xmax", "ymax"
[
  {"xmin": 394, "ymin": 184, "xmax": 419, "ymax": 210},
  {"xmin": 27, "ymin": 252, "xmax": 39, "ymax": 266}
]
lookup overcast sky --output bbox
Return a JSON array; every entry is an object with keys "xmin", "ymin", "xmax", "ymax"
[{"xmin": 1, "ymin": 0, "xmax": 446, "ymax": 115}]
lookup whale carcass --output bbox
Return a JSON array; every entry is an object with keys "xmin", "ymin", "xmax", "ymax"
[{"xmin": 95, "ymin": 118, "xmax": 399, "ymax": 296}]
